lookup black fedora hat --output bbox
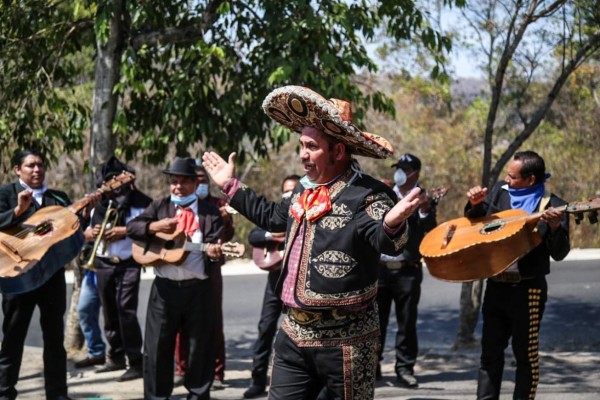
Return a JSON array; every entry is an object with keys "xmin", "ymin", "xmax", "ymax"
[{"xmin": 162, "ymin": 157, "xmax": 199, "ymax": 177}]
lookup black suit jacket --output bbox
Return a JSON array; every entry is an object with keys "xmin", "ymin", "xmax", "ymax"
[{"xmin": 0, "ymin": 181, "xmax": 71, "ymax": 229}]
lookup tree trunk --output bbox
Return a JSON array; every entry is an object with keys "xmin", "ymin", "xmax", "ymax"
[
  {"xmin": 65, "ymin": 0, "xmax": 126, "ymax": 355},
  {"xmin": 64, "ymin": 260, "xmax": 85, "ymax": 355},
  {"xmin": 453, "ymin": 280, "xmax": 484, "ymax": 350},
  {"xmin": 90, "ymin": 0, "xmax": 125, "ymax": 173}
]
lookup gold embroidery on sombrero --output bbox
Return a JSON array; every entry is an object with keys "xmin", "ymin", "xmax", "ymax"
[{"xmin": 262, "ymin": 86, "xmax": 394, "ymax": 159}]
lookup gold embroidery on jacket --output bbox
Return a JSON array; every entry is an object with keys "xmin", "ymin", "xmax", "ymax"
[
  {"xmin": 318, "ymin": 203, "xmax": 352, "ymax": 230},
  {"xmin": 312, "ymin": 251, "xmax": 356, "ymax": 278},
  {"xmin": 365, "ymin": 193, "xmax": 394, "ymax": 221}
]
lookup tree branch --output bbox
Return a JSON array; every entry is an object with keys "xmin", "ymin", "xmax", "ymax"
[
  {"xmin": 130, "ymin": 0, "xmax": 226, "ymax": 50},
  {"xmin": 492, "ymin": 30, "xmax": 600, "ymax": 182}
]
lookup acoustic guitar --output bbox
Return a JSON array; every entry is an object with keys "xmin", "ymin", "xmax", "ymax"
[
  {"xmin": 0, "ymin": 171, "xmax": 135, "ymax": 294},
  {"xmin": 252, "ymin": 235, "xmax": 285, "ymax": 272},
  {"xmin": 420, "ymin": 198, "xmax": 600, "ymax": 282},
  {"xmin": 132, "ymin": 230, "xmax": 245, "ymax": 267}
]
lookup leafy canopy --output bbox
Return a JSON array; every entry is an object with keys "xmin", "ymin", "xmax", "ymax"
[{"xmin": 0, "ymin": 0, "xmax": 462, "ymax": 169}]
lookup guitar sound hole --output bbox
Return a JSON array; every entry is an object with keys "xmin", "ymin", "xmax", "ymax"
[
  {"xmin": 480, "ymin": 221, "xmax": 504, "ymax": 235},
  {"xmin": 164, "ymin": 240, "xmax": 175, "ymax": 250}
]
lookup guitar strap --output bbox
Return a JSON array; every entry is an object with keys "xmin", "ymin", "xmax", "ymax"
[{"xmin": 538, "ymin": 190, "xmax": 551, "ymax": 212}]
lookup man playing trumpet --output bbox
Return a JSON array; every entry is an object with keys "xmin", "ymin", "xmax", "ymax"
[{"xmin": 78, "ymin": 156, "xmax": 152, "ymax": 382}]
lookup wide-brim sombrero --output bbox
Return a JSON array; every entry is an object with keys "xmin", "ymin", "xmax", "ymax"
[{"xmin": 262, "ymin": 86, "xmax": 394, "ymax": 159}]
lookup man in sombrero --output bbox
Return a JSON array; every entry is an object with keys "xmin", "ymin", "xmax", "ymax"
[{"xmin": 203, "ymin": 86, "xmax": 420, "ymax": 400}]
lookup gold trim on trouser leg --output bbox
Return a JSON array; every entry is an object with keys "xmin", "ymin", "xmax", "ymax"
[
  {"xmin": 342, "ymin": 337, "xmax": 379, "ymax": 400},
  {"xmin": 527, "ymin": 288, "xmax": 542, "ymax": 399}
]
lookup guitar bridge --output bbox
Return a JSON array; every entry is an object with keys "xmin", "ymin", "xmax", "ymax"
[{"xmin": 0, "ymin": 239, "xmax": 23, "ymax": 263}]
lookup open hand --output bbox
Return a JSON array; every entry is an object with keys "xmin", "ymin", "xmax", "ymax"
[
  {"xmin": 202, "ymin": 152, "xmax": 236, "ymax": 189},
  {"xmin": 384, "ymin": 187, "xmax": 421, "ymax": 228}
]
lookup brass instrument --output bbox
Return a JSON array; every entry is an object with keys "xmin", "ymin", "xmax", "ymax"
[{"xmin": 83, "ymin": 200, "xmax": 120, "ymax": 271}]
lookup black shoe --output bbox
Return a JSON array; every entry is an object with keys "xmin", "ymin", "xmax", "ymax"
[
  {"xmin": 211, "ymin": 379, "xmax": 225, "ymax": 391},
  {"xmin": 397, "ymin": 372, "xmax": 418, "ymax": 388},
  {"xmin": 117, "ymin": 365, "xmax": 143, "ymax": 382},
  {"xmin": 74, "ymin": 355, "xmax": 105, "ymax": 368},
  {"xmin": 95, "ymin": 358, "xmax": 127, "ymax": 373},
  {"xmin": 243, "ymin": 384, "xmax": 267, "ymax": 398},
  {"xmin": 174, "ymin": 374, "xmax": 185, "ymax": 387}
]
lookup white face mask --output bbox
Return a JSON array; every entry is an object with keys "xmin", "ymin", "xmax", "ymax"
[
  {"xmin": 195, "ymin": 183, "xmax": 209, "ymax": 199},
  {"xmin": 394, "ymin": 169, "xmax": 408, "ymax": 186},
  {"xmin": 394, "ymin": 169, "xmax": 416, "ymax": 187}
]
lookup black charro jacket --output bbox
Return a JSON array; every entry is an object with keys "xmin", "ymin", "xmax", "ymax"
[{"xmin": 229, "ymin": 168, "xmax": 409, "ymax": 311}]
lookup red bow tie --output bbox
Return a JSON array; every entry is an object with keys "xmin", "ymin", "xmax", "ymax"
[{"xmin": 290, "ymin": 186, "xmax": 332, "ymax": 222}]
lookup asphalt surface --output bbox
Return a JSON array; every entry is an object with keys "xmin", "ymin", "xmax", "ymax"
[{"xmin": 5, "ymin": 249, "xmax": 600, "ymax": 399}]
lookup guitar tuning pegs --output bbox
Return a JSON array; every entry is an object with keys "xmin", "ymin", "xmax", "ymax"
[{"xmin": 589, "ymin": 211, "xmax": 598, "ymax": 225}]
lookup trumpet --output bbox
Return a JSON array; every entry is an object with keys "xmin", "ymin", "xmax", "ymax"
[{"xmin": 83, "ymin": 200, "xmax": 120, "ymax": 271}]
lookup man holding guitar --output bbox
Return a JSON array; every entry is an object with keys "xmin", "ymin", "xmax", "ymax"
[
  {"xmin": 173, "ymin": 164, "xmax": 235, "ymax": 390},
  {"xmin": 376, "ymin": 154, "xmax": 440, "ymax": 388},
  {"xmin": 465, "ymin": 151, "xmax": 570, "ymax": 400},
  {"xmin": 243, "ymin": 174, "xmax": 299, "ymax": 399},
  {"xmin": 0, "ymin": 149, "xmax": 100, "ymax": 400},
  {"xmin": 126, "ymin": 156, "xmax": 223, "ymax": 400}
]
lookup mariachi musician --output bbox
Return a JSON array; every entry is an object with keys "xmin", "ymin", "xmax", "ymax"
[
  {"xmin": 81, "ymin": 156, "xmax": 152, "ymax": 382},
  {"xmin": 0, "ymin": 149, "xmax": 99, "ymax": 400},
  {"xmin": 466, "ymin": 150, "xmax": 570, "ymax": 400},
  {"xmin": 126, "ymin": 156, "xmax": 224, "ymax": 400}
]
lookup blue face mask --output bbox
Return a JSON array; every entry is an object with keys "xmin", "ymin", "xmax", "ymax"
[
  {"xmin": 170, "ymin": 193, "xmax": 197, "ymax": 206},
  {"xmin": 196, "ymin": 183, "xmax": 209, "ymax": 199}
]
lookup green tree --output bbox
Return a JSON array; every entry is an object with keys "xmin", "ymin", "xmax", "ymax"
[{"xmin": 1, "ymin": 0, "xmax": 463, "ymax": 179}]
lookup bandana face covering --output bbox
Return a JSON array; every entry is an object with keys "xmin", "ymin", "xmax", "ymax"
[{"xmin": 509, "ymin": 183, "xmax": 545, "ymax": 214}]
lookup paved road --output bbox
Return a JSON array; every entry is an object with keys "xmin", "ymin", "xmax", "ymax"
[{"xmin": 5, "ymin": 250, "xmax": 600, "ymax": 399}]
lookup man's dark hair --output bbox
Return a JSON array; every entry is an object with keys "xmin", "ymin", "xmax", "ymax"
[
  {"xmin": 281, "ymin": 174, "xmax": 301, "ymax": 191},
  {"xmin": 514, "ymin": 151, "xmax": 546, "ymax": 184},
  {"xmin": 11, "ymin": 149, "xmax": 44, "ymax": 168}
]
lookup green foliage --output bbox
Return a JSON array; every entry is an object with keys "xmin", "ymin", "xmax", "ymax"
[
  {"xmin": 0, "ymin": 1, "xmax": 94, "ymax": 171},
  {"xmin": 0, "ymin": 0, "xmax": 461, "ymax": 169}
]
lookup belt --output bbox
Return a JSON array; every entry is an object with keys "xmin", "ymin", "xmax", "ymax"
[
  {"xmin": 285, "ymin": 307, "xmax": 354, "ymax": 326},
  {"xmin": 383, "ymin": 260, "xmax": 421, "ymax": 270},
  {"xmin": 156, "ymin": 277, "xmax": 206, "ymax": 288},
  {"xmin": 489, "ymin": 271, "xmax": 535, "ymax": 283}
]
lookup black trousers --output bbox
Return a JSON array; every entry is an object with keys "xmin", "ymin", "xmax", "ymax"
[
  {"xmin": 250, "ymin": 270, "xmax": 282, "ymax": 386},
  {"xmin": 477, "ymin": 276, "xmax": 547, "ymax": 400},
  {"xmin": 0, "ymin": 268, "xmax": 67, "ymax": 400},
  {"xmin": 269, "ymin": 328, "xmax": 378, "ymax": 400},
  {"xmin": 144, "ymin": 277, "xmax": 215, "ymax": 400},
  {"xmin": 95, "ymin": 257, "xmax": 143, "ymax": 365},
  {"xmin": 376, "ymin": 263, "xmax": 422, "ymax": 375}
]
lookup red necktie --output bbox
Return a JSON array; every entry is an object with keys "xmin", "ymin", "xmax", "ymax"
[
  {"xmin": 290, "ymin": 186, "xmax": 332, "ymax": 222},
  {"xmin": 177, "ymin": 207, "xmax": 199, "ymax": 236}
]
